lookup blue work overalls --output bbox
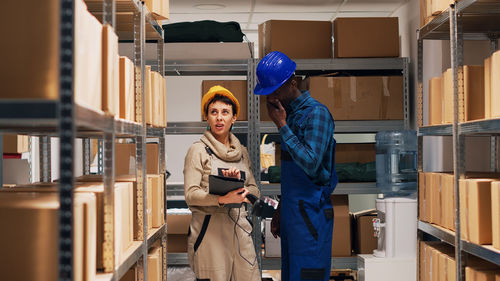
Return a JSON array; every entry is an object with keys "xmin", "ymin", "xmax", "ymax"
[{"xmin": 280, "ymin": 102, "xmax": 338, "ymax": 281}]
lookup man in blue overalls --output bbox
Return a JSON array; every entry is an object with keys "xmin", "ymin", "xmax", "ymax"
[{"xmin": 254, "ymin": 51, "xmax": 338, "ymax": 281}]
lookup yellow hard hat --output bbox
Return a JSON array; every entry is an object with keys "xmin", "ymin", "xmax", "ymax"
[{"xmin": 201, "ymin": 85, "xmax": 241, "ymax": 119}]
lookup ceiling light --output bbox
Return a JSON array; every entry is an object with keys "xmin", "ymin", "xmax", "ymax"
[{"xmin": 193, "ymin": 3, "xmax": 226, "ymax": 10}]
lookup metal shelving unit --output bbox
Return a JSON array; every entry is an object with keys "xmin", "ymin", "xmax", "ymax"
[
  {"xmin": 164, "ymin": 56, "xmax": 410, "ymax": 271},
  {"xmin": 0, "ymin": 1, "xmax": 167, "ymax": 280},
  {"xmin": 417, "ymin": 1, "xmax": 500, "ymax": 280}
]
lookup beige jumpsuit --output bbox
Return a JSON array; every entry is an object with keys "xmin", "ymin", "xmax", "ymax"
[{"xmin": 183, "ymin": 131, "xmax": 261, "ymax": 281}]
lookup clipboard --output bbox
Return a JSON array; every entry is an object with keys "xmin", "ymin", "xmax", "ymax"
[{"xmin": 208, "ymin": 175, "xmax": 244, "ymax": 196}]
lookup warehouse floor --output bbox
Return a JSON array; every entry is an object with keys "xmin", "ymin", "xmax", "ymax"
[{"xmin": 166, "ymin": 267, "xmax": 282, "ymax": 281}]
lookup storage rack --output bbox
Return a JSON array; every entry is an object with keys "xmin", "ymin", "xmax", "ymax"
[
  {"xmin": 417, "ymin": 1, "xmax": 500, "ymax": 280},
  {"xmin": 0, "ymin": 1, "xmax": 167, "ymax": 281},
  {"xmin": 164, "ymin": 56, "xmax": 410, "ymax": 271}
]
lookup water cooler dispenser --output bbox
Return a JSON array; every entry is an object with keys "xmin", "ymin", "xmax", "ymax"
[{"xmin": 358, "ymin": 130, "xmax": 418, "ymax": 281}]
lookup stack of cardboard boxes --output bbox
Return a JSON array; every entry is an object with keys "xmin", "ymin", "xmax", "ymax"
[
  {"xmin": 427, "ymin": 49, "xmax": 500, "ymax": 126},
  {"xmin": 419, "ymin": 241, "xmax": 500, "ymax": 281},
  {"xmin": 418, "ymin": 172, "xmax": 500, "ymax": 251}
]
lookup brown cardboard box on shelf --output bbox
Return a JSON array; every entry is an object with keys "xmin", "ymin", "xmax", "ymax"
[
  {"xmin": 167, "ymin": 212, "xmax": 192, "ymax": 253},
  {"xmin": 419, "ymin": 172, "xmax": 427, "ymax": 222},
  {"xmin": 428, "ymin": 77, "xmax": 443, "ymax": 125},
  {"xmin": 461, "ymin": 179, "xmax": 493, "ymax": 245},
  {"xmin": 102, "ymin": 24, "xmax": 120, "ymax": 116},
  {"xmin": 333, "ymin": 17, "xmax": 399, "ymax": 58},
  {"xmin": 466, "ymin": 266, "xmax": 500, "ymax": 281},
  {"xmin": 335, "ymin": 143, "xmax": 375, "ymax": 164},
  {"xmin": 150, "ymin": 174, "xmax": 165, "ymax": 228},
  {"xmin": 306, "ymin": 76, "xmax": 403, "ymax": 120},
  {"xmin": 152, "ymin": 71, "xmax": 162, "ymax": 127},
  {"xmin": 145, "ymin": 66, "xmax": 153, "ymax": 125},
  {"xmin": 425, "ymin": 173, "xmax": 433, "ymax": 225},
  {"xmin": 485, "ymin": 56, "xmax": 492, "ymax": 119},
  {"xmin": 119, "ymin": 56, "xmax": 135, "ymax": 122},
  {"xmin": 75, "ymin": 181, "xmax": 134, "ymax": 269},
  {"xmin": 144, "ymin": 0, "xmax": 169, "ymax": 20},
  {"xmin": 430, "ymin": 173, "xmax": 442, "ymax": 226},
  {"xmin": 464, "ymin": 65, "xmax": 485, "ymax": 121},
  {"xmin": 201, "ymin": 80, "xmax": 248, "ymax": 121},
  {"xmin": 352, "ymin": 210, "xmax": 378, "ymax": 254},
  {"xmin": 3, "ymin": 134, "xmax": 29, "ymax": 154},
  {"xmin": 2, "ymin": 0, "xmax": 102, "ymax": 112},
  {"xmin": 114, "ymin": 143, "xmax": 159, "ymax": 175},
  {"xmin": 148, "ymin": 247, "xmax": 162, "ymax": 281},
  {"xmin": 442, "ymin": 68, "xmax": 453, "ymax": 124},
  {"xmin": 331, "ymin": 195, "xmax": 351, "ymax": 257},
  {"xmin": 492, "ymin": 182, "xmax": 500, "ymax": 250},
  {"xmin": 440, "ymin": 173, "xmax": 455, "ymax": 231},
  {"xmin": 491, "ymin": 50, "xmax": 500, "ymax": 118},
  {"xmin": 0, "ymin": 192, "xmax": 96, "ymax": 281},
  {"xmin": 120, "ymin": 267, "xmax": 136, "ymax": 281},
  {"xmin": 259, "ymin": 20, "xmax": 332, "ymax": 59}
]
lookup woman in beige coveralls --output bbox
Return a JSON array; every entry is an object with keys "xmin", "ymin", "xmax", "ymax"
[{"xmin": 183, "ymin": 85, "xmax": 261, "ymax": 281}]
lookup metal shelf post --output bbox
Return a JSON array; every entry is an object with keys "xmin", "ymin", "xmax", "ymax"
[
  {"xmin": 58, "ymin": 0, "xmax": 76, "ymax": 279},
  {"xmin": 103, "ymin": 131, "xmax": 116, "ymax": 272}
]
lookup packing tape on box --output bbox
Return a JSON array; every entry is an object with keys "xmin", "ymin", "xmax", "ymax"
[
  {"xmin": 380, "ymin": 77, "xmax": 389, "ymax": 119},
  {"xmin": 332, "ymin": 78, "xmax": 342, "ymax": 108},
  {"xmin": 349, "ymin": 77, "xmax": 357, "ymax": 102}
]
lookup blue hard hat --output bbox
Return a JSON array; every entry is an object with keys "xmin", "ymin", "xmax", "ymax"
[{"xmin": 254, "ymin": 51, "xmax": 296, "ymax": 96}]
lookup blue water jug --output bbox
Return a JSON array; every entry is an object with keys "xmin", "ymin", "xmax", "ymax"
[{"xmin": 376, "ymin": 130, "xmax": 417, "ymax": 197}]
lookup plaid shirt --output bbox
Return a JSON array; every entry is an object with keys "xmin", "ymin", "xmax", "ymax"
[{"xmin": 279, "ymin": 91, "xmax": 335, "ymax": 186}]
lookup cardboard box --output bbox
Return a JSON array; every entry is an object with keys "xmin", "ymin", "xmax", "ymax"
[
  {"xmin": 307, "ymin": 76, "xmax": 403, "ymax": 120},
  {"xmin": 442, "ymin": 68, "xmax": 454, "ymax": 124},
  {"xmin": 1, "ymin": 0, "xmax": 101, "ymax": 111},
  {"xmin": 147, "ymin": 176, "xmax": 153, "ymax": 232},
  {"xmin": 201, "ymin": 80, "xmax": 248, "ymax": 121},
  {"xmin": 120, "ymin": 267, "xmax": 136, "ymax": 281},
  {"xmin": 430, "ymin": 173, "xmax": 442, "ymax": 226},
  {"xmin": 145, "ymin": 66, "xmax": 153, "ymax": 125},
  {"xmin": 331, "ymin": 195, "xmax": 352, "ymax": 257},
  {"xmin": 144, "ymin": 0, "xmax": 169, "ymax": 20},
  {"xmin": 102, "ymin": 24, "xmax": 119, "ymax": 116},
  {"xmin": 492, "ymin": 182, "xmax": 500, "ymax": 250},
  {"xmin": 0, "ymin": 192, "xmax": 96, "ymax": 281},
  {"xmin": 115, "ymin": 143, "xmax": 159, "ymax": 175},
  {"xmin": 167, "ymin": 213, "xmax": 192, "ymax": 234},
  {"xmin": 485, "ymin": 56, "xmax": 492, "ymax": 119},
  {"xmin": 425, "ymin": 173, "xmax": 433, "ymax": 225},
  {"xmin": 264, "ymin": 218, "xmax": 281, "ymax": 257},
  {"xmin": 151, "ymin": 71, "xmax": 160, "ymax": 127},
  {"xmin": 147, "ymin": 247, "xmax": 162, "ymax": 281},
  {"xmin": 3, "ymin": 134, "xmax": 29, "ymax": 154},
  {"xmin": 466, "ymin": 266, "xmax": 500, "ymax": 281},
  {"xmin": 461, "ymin": 179, "xmax": 493, "ymax": 244},
  {"xmin": 352, "ymin": 210, "xmax": 378, "ymax": 254},
  {"xmin": 491, "ymin": 50, "xmax": 500, "ymax": 118},
  {"xmin": 75, "ymin": 182, "xmax": 134, "ymax": 268},
  {"xmin": 440, "ymin": 173, "xmax": 455, "ymax": 231},
  {"xmin": 119, "ymin": 56, "xmax": 135, "ymax": 122},
  {"xmin": 335, "ymin": 143, "xmax": 375, "ymax": 164},
  {"xmin": 259, "ymin": 20, "xmax": 332, "ymax": 59},
  {"xmin": 150, "ymin": 174, "xmax": 165, "ymax": 228},
  {"xmin": 464, "ymin": 65, "xmax": 485, "ymax": 121},
  {"xmin": 428, "ymin": 77, "xmax": 443, "ymax": 125},
  {"xmin": 334, "ymin": 17, "xmax": 399, "ymax": 58},
  {"xmin": 168, "ymin": 234, "xmax": 188, "ymax": 253},
  {"xmin": 419, "ymin": 172, "xmax": 427, "ymax": 222}
]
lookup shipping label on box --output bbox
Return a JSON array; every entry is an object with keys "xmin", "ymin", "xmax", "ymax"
[{"xmin": 307, "ymin": 76, "xmax": 403, "ymax": 120}]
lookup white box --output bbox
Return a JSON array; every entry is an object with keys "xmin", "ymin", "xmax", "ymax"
[
  {"xmin": 264, "ymin": 218, "xmax": 281, "ymax": 257},
  {"xmin": 358, "ymin": 254, "xmax": 416, "ymax": 281}
]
